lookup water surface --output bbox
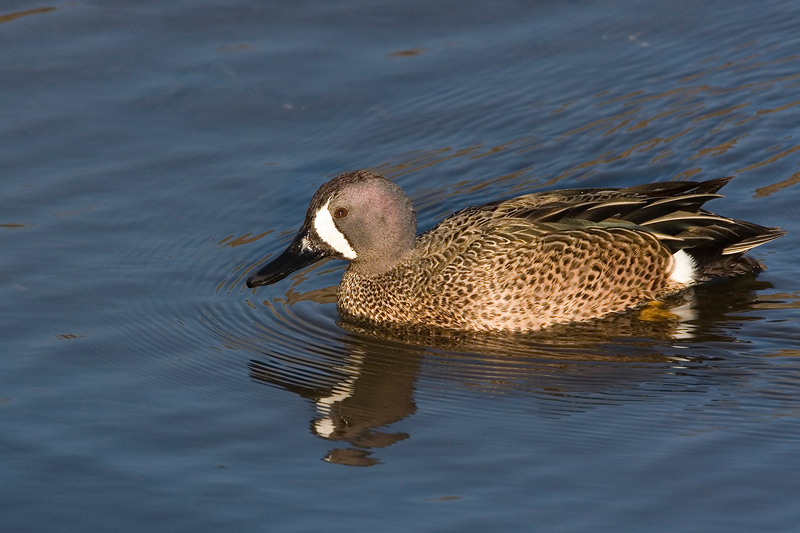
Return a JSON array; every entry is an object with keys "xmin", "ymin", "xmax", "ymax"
[{"xmin": 2, "ymin": 0, "xmax": 800, "ymax": 531}]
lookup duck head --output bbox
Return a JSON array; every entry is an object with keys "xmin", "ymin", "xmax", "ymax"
[{"xmin": 246, "ymin": 170, "xmax": 417, "ymax": 287}]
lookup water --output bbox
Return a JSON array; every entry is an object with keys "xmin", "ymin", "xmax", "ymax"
[{"xmin": 3, "ymin": 0, "xmax": 800, "ymax": 530}]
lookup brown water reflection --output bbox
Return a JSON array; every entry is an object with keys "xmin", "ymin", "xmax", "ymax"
[{"xmin": 0, "ymin": 7, "xmax": 56, "ymax": 25}]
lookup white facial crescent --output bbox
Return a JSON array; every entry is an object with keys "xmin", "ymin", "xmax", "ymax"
[{"xmin": 312, "ymin": 199, "xmax": 357, "ymax": 259}]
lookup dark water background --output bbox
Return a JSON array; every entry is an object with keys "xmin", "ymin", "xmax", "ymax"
[{"xmin": 3, "ymin": 0, "xmax": 800, "ymax": 531}]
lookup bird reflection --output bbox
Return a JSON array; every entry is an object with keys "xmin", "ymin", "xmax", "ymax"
[
  {"xmin": 248, "ymin": 338, "xmax": 420, "ymax": 467},
  {"xmin": 242, "ymin": 274, "xmax": 772, "ymax": 466}
]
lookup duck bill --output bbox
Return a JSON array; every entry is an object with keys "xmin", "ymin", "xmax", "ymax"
[{"xmin": 246, "ymin": 236, "xmax": 326, "ymax": 288}]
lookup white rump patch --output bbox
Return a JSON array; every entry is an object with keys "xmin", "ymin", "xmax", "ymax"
[
  {"xmin": 669, "ymin": 249, "xmax": 695, "ymax": 285},
  {"xmin": 313, "ymin": 199, "xmax": 357, "ymax": 259}
]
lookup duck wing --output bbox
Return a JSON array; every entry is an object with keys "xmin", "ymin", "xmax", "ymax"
[{"xmin": 421, "ymin": 177, "xmax": 784, "ymax": 281}]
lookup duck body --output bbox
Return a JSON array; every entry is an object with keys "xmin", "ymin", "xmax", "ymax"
[{"xmin": 247, "ymin": 171, "xmax": 785, "ymax": 332}]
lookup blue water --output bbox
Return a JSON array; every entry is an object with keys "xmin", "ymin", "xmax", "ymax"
[{"xmin": 3, "ymin": 0, "xmax": 800, "ymax": 531}]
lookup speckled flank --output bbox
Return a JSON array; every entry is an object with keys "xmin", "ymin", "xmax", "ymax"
[
  {"xmin": 339, "ymin": 226, "xmax": 679, "ymax": 332},
  {"xmin": 251, "ymin": 171, "xmax": 786, "ymax": 332}
]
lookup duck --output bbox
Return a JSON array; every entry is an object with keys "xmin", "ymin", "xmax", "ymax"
[{"xmin": 246, "ymin": 170, "xmax": 785, "ymax": 332}]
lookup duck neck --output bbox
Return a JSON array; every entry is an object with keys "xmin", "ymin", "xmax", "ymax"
[{"xmin": 349, "ymin": 234, "xmax": 416, "ymax": 277}]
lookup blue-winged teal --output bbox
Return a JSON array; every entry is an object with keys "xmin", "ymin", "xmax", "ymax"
[{"xmin": 247, "ymin": 171, "xmax": 784, "ymax": 332}]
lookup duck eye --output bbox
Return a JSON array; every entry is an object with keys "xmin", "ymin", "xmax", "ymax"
[{"xmin": 333, "ymin": 207, "xmax": 348, "ymax": 219}]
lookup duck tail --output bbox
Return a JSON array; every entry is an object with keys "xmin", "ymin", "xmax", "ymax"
[
  {"xmin": 682, "ymin": 222, "xmax": 786, "ymax": 281},
  {"xmin": 620, "ymin": 177, "xmax": 786, "ymax": 281}
]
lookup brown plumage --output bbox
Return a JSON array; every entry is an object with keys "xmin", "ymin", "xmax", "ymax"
[{"xmin": 247, "ymin": 171, "xmax": 785, "ymax": 332}]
